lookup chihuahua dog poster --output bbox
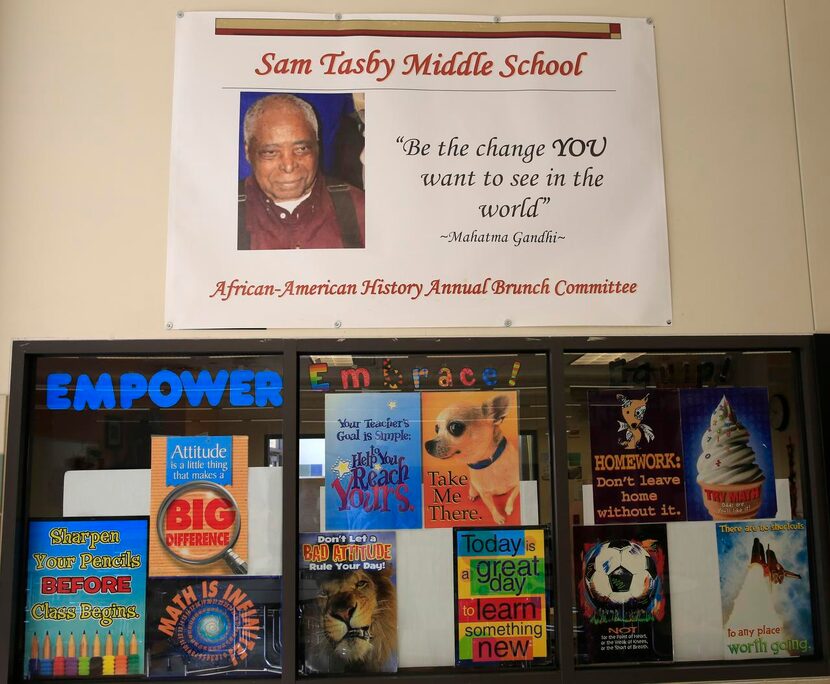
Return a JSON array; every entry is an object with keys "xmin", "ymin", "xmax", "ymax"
[{"xmin": 422, "ymin": 391, "xmax": 521, "ymax": 528}]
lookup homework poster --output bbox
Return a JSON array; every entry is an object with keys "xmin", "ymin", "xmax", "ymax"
[
  {"xmin": 23, "ymin": 518, "xmax": 148, "ymax": 679},
  {"xmin": 454, "ymin": 526, "xmax": 551, "ymax": 666},
  {"xmin": 588, "ymin": 389, "xmax": 686, "ymax": 523},
  {"xmin": 325, "ymin": 393, "xmax": 422, "ymax": 530}
]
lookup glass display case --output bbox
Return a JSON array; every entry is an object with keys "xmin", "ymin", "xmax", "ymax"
[
  {"xmin": 296, "ymin": 351, "xmax": 555, "ymax": 674},
  {"xmin": 564, "ymin": 349, "xmax": 813, "ymax": 665},
  {"xmin": 0, "ymin": 337, "xmax": 826, "ymax": 683}
]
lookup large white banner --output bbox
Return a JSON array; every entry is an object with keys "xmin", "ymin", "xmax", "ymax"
[{"xmin": 166, "ymin": 13, "xmax": 671, "ymax": 329}]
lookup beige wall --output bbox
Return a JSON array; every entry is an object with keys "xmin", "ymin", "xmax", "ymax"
[
  {"xmin": 1, "ymin": 0, "xmax": 828, "ymax": 394},
  {"xmin": 786, "ymin": 0, "xmax": 830, "ymax": 331}
]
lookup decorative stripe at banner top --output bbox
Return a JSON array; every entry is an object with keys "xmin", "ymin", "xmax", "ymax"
[{"xmin": 214, "ymin": 18, "xmax": 622, "ymax": 40}]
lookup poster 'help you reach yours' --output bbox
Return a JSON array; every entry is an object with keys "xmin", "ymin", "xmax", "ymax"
[{"xmin": 166, "ymin": 13, "xmax": 670, "ymax": 328}]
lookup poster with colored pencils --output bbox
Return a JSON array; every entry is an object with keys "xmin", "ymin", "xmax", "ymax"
[{"xmin": 23, "ymin": 518, "xmax": 148, "ymax": 678}]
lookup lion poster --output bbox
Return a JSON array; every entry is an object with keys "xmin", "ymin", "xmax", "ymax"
[{"xmin": 298, "ymin": 531, "xmax": 398, "ymax": 674}]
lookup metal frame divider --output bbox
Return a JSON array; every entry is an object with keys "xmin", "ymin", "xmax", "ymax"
[
  {"xmin": 0, "ymin": 336, "xmax": 827, "ymax": 684},
  {"xmin": 281, "ymin": 340, "xmax": 299, "ymax": 683},
  {"xmin": 550, "ymin": 340, "xmax": 575, "ymax": 674},
  {"xmin": 0, "ymin": 342, "xmax": 33, "ymax": 684}
]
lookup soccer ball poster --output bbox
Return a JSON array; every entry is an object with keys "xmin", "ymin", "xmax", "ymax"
[
  {"xmin": 454, "ymin": 527, "xmax": 552, "ymax": 666},
  {"xmin": 573, "ymin": 523, "xmax": 672, "ymax": 663}
]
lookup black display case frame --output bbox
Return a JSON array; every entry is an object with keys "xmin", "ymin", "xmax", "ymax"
[{"xmin": 1, "ymin": 335, "xmax": 827, "ymax": 684}]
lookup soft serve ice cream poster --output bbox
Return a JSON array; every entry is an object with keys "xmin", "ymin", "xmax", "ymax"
[
  {"xmin": 716, "ymin": 520, "xmax": 813, "ymax": 659},
  {"xmin": 680, "ymin": 389, "xmax": 776, "ymax": 521}
]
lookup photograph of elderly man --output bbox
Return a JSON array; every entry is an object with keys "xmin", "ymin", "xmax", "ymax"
[{"xmin": 238, "ymin": 93, "xmax": 365, "ymax": 250}]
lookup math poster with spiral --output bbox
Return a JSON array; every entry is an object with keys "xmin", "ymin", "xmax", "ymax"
[
  {"xmin": 23, "ymin": 518, "xmax": 148, "ymax": 679},
  {"xmin": 145, "ymin": 576, "xmax": 282, "ymax": 676},
  {"xmin": 167, "ymin": 13, "xmax": 671, "ymax": 329}
]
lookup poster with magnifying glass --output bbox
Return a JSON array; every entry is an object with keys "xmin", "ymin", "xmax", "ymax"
[{"xmin": 149, "ymin": 436, "xmax": 249, "ymax": 576}]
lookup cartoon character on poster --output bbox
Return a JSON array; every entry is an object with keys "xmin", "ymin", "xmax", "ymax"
[
  {"xmin": 588, "ymin": 389, "xmax": 687, "ymax": 523},
  {"xmin": 422, "ymin": 390, "xmax": 521, "ymax": 528},
  {"xmin": 680, "ymin": 389, "xmax": 777, "ymax": 521},
  {"xmin": 574, "ymin": 523, "xmax": 673, "ymax": 663},
  {"xmin": 325, "ymin": 393, "xmax": 422, "ymax": 530},
  {"xmin": 717, "ymin": 520, "xmax": 813, "ymax": 659}
]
